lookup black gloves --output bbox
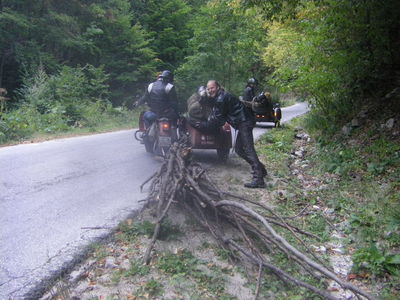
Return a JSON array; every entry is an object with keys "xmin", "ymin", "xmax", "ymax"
[{"xmin": 189, "ymin": 119, "xmax": 206, "ymax": 129}]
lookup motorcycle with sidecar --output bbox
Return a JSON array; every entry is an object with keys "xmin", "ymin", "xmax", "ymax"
[
  {"xmin": 134, "ymin": 112, "xmax": 232, "ymax": 161},
  {"xmin": 241, "ymin": 92, "xmax": 282, "ymax": 127}
]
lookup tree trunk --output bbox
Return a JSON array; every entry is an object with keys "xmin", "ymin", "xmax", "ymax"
[{"xmin": 0, "ymin": 52, "xmax": 6, "ymax": 88}]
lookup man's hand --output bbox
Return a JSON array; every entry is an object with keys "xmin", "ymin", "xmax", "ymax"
[
  {"xmin": 189, "ymin": 119, "xmax": 204, "ymax": 129},
  {"xmin": 133, "ymin": 101, "xmax": 139, "ymax": 108}
]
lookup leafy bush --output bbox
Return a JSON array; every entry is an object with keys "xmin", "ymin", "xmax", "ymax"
[
  {"xmin": 352, "ymin": 244, "xmax": 400, "ymax": 276},
  {"xmin": 0, "ymin": 64, "xmax": 136, "ymax": 143},
  {"xmin": 0, "ymin": 105, "xmax": 38, "ymax": 141}
]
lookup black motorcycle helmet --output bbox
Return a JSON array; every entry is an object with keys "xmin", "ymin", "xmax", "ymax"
[
  {"xmin": 160, "ymin": 70, "xmax": 173, "ymax": 83},
  {"xmin": 247, "ymin": 78, "xmax": 258, "ymax": 85}
]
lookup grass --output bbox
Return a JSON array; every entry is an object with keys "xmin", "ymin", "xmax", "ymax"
[
  {"xmin": 156, "ymin": 249, "xmax": 235, "ymax": 299},
  {"xmin": 255, "ymin": 113, "xmax": 400, "ymax": 298},
  {"xmin": 302, "ymin": 114, "xmax": 400, "ymax": 297},
  {"xmin": 116, "ymin": 219, "xmax": 183, "ymax": 243},
  {"xmin": 0, "ymin": 107, "xmax": 141, "ymax": 146}
]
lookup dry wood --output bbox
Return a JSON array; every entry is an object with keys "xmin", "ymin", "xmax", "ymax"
[{"xmin": 141, "ymin": 136, "xmax": 374, "ymax": 300}]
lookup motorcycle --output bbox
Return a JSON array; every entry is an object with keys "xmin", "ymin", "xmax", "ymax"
[
  {"xmin": 134, "ymin": 112, "xmax": 178, "ymax": 157},
  {"xmin": 254, "ymin": 103, "xmax": 282, "ymax": 127},
  {"xmin": 243, "ymin": 92, "xmax": 282, "ymax": 128},
  {"xmin": 135, "ymin": 112, "xmax": 232, "ymax": 161}
]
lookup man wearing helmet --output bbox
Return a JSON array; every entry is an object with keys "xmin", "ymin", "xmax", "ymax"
[
  {"xmin": 190, "ymin": 80, "xmax": 267, "ymax": 188},
  {"xmin": 243, "ymin": 78, "xmax": 258, "ymax": 102},
  {"xmin": 136, "ymin": 70, "xmax": 179, "ymax": 128}
]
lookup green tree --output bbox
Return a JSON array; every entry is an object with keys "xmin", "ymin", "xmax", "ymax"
[
  {"xmin": 176, "ymin": 0, "xmax": 267, "ymax": 99},
  {"xmin": 130, "ymin": 0, "xmax": 193, "ymax": 71},
  {"xmin": 87, "ymin": 0, "xmax": 156, "ymax": 105},
  {"xmin": 241, "ymin": 0, "xmax": 400, "ymax": 131},
  {"xmin": 0, "ymin": 0, "xmax": 156, "ymax": 107}
]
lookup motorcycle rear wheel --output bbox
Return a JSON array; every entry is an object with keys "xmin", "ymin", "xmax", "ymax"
[{"xmin": 143, "ymin": 137, "xmax": 154, "ymax": 153}]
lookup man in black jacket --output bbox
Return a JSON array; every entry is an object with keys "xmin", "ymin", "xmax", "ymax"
[
  {"xmin": 243, "ymin": 78, "xmax": 257, "ymax": 102},
  {"xmin": 136, "ymin": 70, "xmax": 179, "ymax": 128},
  {"xmin": 191, "ymin": 80, "xmax": 267, "ymax": 188}
]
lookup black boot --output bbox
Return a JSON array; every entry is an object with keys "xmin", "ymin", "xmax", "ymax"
[
  {"xmin": 261, "ymin": 166, "xmax": 267, "ymax": 177},
  {"xmin": 244, "ymin": 178, "xmax": 265, "ymax": 188}
]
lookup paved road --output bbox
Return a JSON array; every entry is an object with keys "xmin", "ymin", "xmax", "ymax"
[
  {"xmin": 253, "ymin": 101, "xmax": 309, "ymax": 139},
  {"xmin": 0, "ymin": 101, "xmax": 308, "ymax": 299}
]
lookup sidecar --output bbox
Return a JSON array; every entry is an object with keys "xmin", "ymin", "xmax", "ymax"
[
  {"xmin": 254, "ymin": 103, "xmax": 282, "ymax": 127},
  {"xmin": 182, "ymin": 119, "xmax": 232, "ymax": 162}
]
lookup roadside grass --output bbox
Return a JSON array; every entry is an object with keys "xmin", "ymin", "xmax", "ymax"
[
  {"xmin": 256, "ymin": 115, "xmax": 400, "ymax": 298},
  {"xmin": 256, "ymin": 123, "xmax": 293, "ymax": 177},
  {"xmin": 307, "ymin": 136, "xmax": 400, "ymax": 255},
  {"xmin": 85, "ymin": 216, "xmax": 240, "ymax": 299},
  {"xmin": 303, "ymin": 115, "xmax": 400, "ymax": 296},
  {"xmin": 116, "ymin": 219, "xmax": 183, "ymax": 243},
  {"xmin": 0, "ymin": 107, "xmax": 141, "ymax": 146}
]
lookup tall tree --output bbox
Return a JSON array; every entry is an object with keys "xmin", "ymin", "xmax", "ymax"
[
  {"xmin": 130, "ymin": 0, "xmax": 193, "ymax": 71},
  {"xmin": 0, "ymin": 0, "xmax": 156, "ymax": 105},
  {"xmin": 240, "ymin": 0, "xmax": 400, "ymax": 127},
  {"xmin": 176, "ymin": 0, "xmax": 266, "ymax": 97}
]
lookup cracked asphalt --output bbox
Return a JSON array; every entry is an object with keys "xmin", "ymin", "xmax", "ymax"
[{"xmin": 0, "ymin": 102, "xmax": 308, "ymax": 299}]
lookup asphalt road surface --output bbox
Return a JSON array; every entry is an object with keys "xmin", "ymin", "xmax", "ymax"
[{"xmin": 0, "ymin": 101, "xmax": 308, "ymax": 299}]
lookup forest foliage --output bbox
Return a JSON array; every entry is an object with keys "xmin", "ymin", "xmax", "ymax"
[{"xmin": 1, "ymin": 0, "xmax": 399, "ymax": 142}]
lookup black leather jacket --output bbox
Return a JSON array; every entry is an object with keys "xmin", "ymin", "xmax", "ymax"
[
  {"xmin": 201, "ymin": 89, "xmax": 254, "ymax": 130},
  {"xmin": 243, "ymin": 86, "xmax": 255, "ymax": 102},
  {"xmin": 138, "ymin": 79, "xmax": 178, "ymax": 117}
]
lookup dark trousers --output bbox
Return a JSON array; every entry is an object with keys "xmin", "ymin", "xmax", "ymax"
[
  {"xmin": 143, "ymin": 111, "xmax": 158, "ymax": 128},
  {"xmin": 235, "ymin": 120, "xmax": 265, "ymax": 179}
]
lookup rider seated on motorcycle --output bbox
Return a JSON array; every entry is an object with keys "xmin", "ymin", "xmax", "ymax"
[{"xmin": 135, "ymin": 70, "xmax": 179, "ymax": 129}]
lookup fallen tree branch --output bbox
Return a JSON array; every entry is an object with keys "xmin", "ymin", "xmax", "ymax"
[{"xmin": 140, "ymin": 136, "xmax": 374, "ymax": 300}]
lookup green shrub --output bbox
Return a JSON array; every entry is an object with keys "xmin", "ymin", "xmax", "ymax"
[
  {"xmin": 0, "ymin": 64, "xmax": 134, "ymax": 143},
  {"xmin": 158, "ymin": 249, "xmax": 197, "ymax": 275},
  {"xmin": 352, "ymin": 244, "xmax": 400, "ymax": 276},
  {"xmin": 0, "ymin": 105, "xmax": 38, "ymax": 140}
]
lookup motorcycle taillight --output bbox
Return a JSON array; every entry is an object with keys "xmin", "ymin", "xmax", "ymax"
[{"xmin": 160, "ymin": 122, "xmax": 170, "ymax": 131}]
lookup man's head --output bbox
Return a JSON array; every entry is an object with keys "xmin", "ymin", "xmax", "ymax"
[
  {"xmin": 206, "ymin": 80, "xmax": 220, "ymax": 98},
  {"xmin": 247, "ymin": 78, "xmax": 257, "ymax": 88},
  {"xmin": 198, "ymin": 86, "xmax": 211, "ymax": 106},
  {"xmin": 160, "ymin": 70, "xmax": 173, "ymax": 83}
]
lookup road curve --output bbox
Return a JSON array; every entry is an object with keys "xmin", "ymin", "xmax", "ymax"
[{"xmin": 0, "ymin": 101, "xmax": 309, "ymax": 299}]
